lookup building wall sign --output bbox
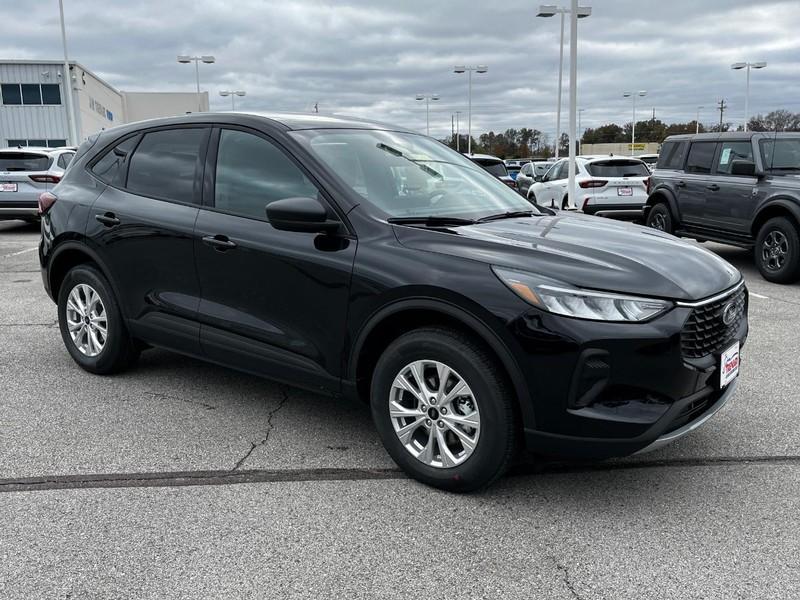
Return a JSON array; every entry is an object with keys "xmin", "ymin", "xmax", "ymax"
[{"xmin": 89, "ymin": 97, "xmax": 113, "ymax": 122}]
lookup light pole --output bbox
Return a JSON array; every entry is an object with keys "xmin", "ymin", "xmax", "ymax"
[
  {"xmin": 177, "ymin": 55, "xmax": 216, "ymax": 112},
  {"xmin": 455, "ymin": 111, "xmax": 462, "ymax": 152},
  {"xmin": 731, "ymin": 61, "xmax": 766, "ymax": 131},
  {"xmin": 696, "ymin": 106, "xmax": 704, "ymax": 134},
  {"xmin": 578, "ymin": 107, "xmax": 585, "ymax": 154},
  {"xmin": 58, "ymin": 0, "xmax": 78, "ymax": 145},
  {"xmin": 453, "ymin": 65, "xmax": 488, "ymax": 155},
  {"xmin": 415, "ymin": 94, "xmax": 440, "ymax": 136},
  {"xmin": 220, "ymin": 90, "xmax": 246, "ymax": 110},
  {"xmin": 623, "ymin": 90, "xmax": 647, "ymax": 155},
  {"xmin": 536, "ymin": 4, "xmax": 591, "ymax": 160}
]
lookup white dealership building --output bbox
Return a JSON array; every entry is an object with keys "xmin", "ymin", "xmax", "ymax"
[{"xmin": 0, "ymin": 60, "xmax": 208, "ymax": 148}]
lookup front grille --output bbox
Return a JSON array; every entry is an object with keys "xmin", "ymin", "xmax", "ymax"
[{"xmin": 681, "ymin": 285, "xmax": 747, "ymax": 359}]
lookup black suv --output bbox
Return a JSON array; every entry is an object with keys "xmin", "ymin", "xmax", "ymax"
[
  {"xmin": 40, "ymin": 113, "xmax": 748, "ymax": 491},
  {"xmin": 644, "ymin": 132, "xmax": 800, "ymax": 283}
]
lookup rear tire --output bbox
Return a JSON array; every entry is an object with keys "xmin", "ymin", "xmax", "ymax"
[
  {"xmin": 370, "ymin": 327, "xmax": 516, "ymax": 492},
  {"xmin": 755, "ymin": 217, "xmax": 800, "ymax": 284},
  {"xmin": 646, "ymin": 202, "xmax": 673, "ymax": 234},
  {"xmin": 57, "ymin": 264, "xmax": 139, "ymax": 374}
]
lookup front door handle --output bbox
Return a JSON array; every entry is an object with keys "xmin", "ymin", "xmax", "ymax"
[
  {"xmin": 95, "ymin": 212, "xmax": 120, "ymax": 227},
  {"xmin": 706, "ymin": 184, "xmax": 720, "ymax": 191},
  {"xmin": 202, "ymin": 234, "xmax": 237, "ymax": 251},
  {"xmin": 676, "ymin": 181, "xmax": 686, "ymax": 188}
]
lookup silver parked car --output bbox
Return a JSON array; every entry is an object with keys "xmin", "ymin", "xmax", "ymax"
[
  {"xmin": 515, "ymin": 160, "xmax": 554, "ymax": 196},
  {"xmin": 0, "ymin": 146, "xmax": 76, "ymax": 222}
]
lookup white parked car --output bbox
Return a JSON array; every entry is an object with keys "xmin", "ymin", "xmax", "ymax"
[
  {"xmin": 638, "ymin": 153, "xmax": 659, "ymax": 172},
  {"xmin": 527, "ymin": 156, "xmax": 651, "ymax": 219},
  {"xmin": 0, "ymin": 146, "xmax": 76, "ymax": 222}
]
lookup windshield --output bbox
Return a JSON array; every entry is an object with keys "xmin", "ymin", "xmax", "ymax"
[
  {"xmin": 290, "ymin": 129, "xmax": 537, "ymax": 219},
  {"xmin": 760, "ymin": 138, "xmax": 800, "ymax": 171},
  {"xmin": 586, "ymin": 160, "xmax": 650, "ymax": 177},
  {"xmin": 0, "ymin": 152, "xmax": 50, "ymax": 172}
]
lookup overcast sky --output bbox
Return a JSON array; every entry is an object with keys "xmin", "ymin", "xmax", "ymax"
[{"xmin": 4, "ymin": 0, "xmax": 799, "ymax": 141}]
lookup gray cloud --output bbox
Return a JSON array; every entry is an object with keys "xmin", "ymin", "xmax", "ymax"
[{"xmin": 5, "ymin": 0, "xmax": 799, "ymax": 141}]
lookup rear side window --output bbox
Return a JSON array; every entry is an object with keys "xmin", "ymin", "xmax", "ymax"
[
  {"xmin": 126, "ymin": 128, "xmax": 208, "ymax": 204},
  {"xmin": 57, "ymin": 153, "xmax": 74, "ymax": 169},
  {"xmin": 657, "ymin": 141, "xmax": 687, "ymax": 170},
  {"xmin": 715, "ymin": 141, "xmax": 754, "ymax": 175},
  {"xmin": 91, "ymin": 135, "xmax": 140, "ymax": 186},
  {"xmin": 586, "ymin": 160, "xmax": 649, "ymax": 177},
  {"xmin": 474, "ymin": 160, "xmax": 507, "ymax": 177},
  {"xmin": 0, "ymin": 152, "xmax": 50, "ymax": 172},
  {"xmin": 214, "ymin": 129, "xmax": 319, "ymax": 220},
  {"xmin": 685, "ymin": 142, "xmax": 717, "ymax": 174}
]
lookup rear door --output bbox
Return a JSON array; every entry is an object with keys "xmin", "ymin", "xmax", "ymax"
[
  {"xmin": 194, "ymin": 126, "xmax": 356, "ymax": 394},
  {"xmin": 679, "ymin": 141, "xmax": 718, "ymax": 227},
  {"xmin": 86, "ymin": 126, "xmax": 209, "ymax": 355},
  {"xmin": 707, "ymin": 140, "xmax": 758, "ymax": 233}
]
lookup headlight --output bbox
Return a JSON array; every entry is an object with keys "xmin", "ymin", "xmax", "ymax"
[{"xmin": 492, "ymin": 267, "xmax": 672, "ymax": 322}]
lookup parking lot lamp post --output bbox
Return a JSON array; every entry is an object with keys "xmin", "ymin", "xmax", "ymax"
[
  {"xmin": 219, "ymin": 90, "xmax": 246, "ymax": 111},
  {"xmin": 455, "ymin": 111, "xmax": 462, "ymax": 152},
  {"xmin": 731, "ymin": 62, "xmax": 766, "ymax": 132},
  {"xmin": 58, "ymin": 0, "xmax": 78, "ymax": 146},
  {"xmin": 177, "ymin": 55, "xmax": 216, "ymax": 112},
  {"xmin": 696, "ymin": 106, "xmax": 704, "ymax": 134},
  {"xmin": 578, "ymin": 107, "xmax": 585, "ymax": 154},
  {"xmin": 453, "ymin": 66, "xmax": 488, "ymax": 155},
  {"xmin": 415, "ymin": 94, "xmax": 440, "ymax": 136},
  {"xmin": 536, "ymin": 4, "xmax": 591, "ymax": 160},
  {"xmin": 623, "ymin": 90, "xmax": 647, "ymax": 155}
]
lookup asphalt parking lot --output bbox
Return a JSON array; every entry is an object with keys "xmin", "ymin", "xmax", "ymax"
[{"xmin": 1, "ymin": 218, "xmax": 798, "ymax": 599}]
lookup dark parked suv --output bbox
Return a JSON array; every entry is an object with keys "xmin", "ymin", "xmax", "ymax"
[
  {"xmin": 645, "ymin": 132, "xmax": 800, "ymax": 283},
  {"xmin": 40, "ymin": 113, "xmax": 748, "ymax": 491}
]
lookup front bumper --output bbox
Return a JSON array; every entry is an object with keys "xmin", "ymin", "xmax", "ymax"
[{"xmin": 513, "ymin": 287, "xmax": 748, "ymax": 459}]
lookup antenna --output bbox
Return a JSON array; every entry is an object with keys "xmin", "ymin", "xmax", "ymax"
[
  {"xmin": 717, "ymin": 99, "xmax": 727, "ymax": 130},
  {"xmin": 313, "ymin": 102, "xmax": 319, "ymax": 113}
]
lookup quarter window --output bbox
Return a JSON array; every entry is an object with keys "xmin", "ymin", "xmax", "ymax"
[
  {"xmin": 90, "ymin": 135, "xmax": 140, "ymax": 186},
  {"xmin": 57, "ymin": 153, "xmax": 74, "ymax": 169},
  {"xmin": 657, "ymin": 141, "xmax": 688, "ymax": 170},
  {"xmin": 716, "ymin": 142, "xmax": 754, "ymax": 175},
  {"xmin": 126, "ymin": 128, "xmax": 208, "ymax": 204},
  {"xmin": 214, "ymin": 129, "xmax": 319, "ymax": 220},
  {"xmin": 685, "ymin": 142, "xmax": 717, "ymax": 174}
]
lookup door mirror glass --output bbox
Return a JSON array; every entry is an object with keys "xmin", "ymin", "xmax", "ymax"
[
  {"xmin": 730, "ymin": 160, "xmax": 757, "ymax": 177},
  {"xmin": 266, "ymin": 196, "xmax": 340, "ymax": 233}
]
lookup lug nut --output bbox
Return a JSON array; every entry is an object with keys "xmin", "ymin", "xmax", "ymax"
[
  {"xmin": 425, "ymin": 419, "xmax": 431, "ymax": 426},
  {"xmin": 430, "ymin": 397, "xmax": 437, "ymax": 405},
  {"xmin": 437, "ymin": 420, "xmax": 444, "ymax": 428},
  {"xmin": 440, "ymin": 407, "xmax": 447, "ymax": 414}
]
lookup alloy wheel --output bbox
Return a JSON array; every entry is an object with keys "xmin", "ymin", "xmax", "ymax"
[
  {"xmin": 65, "ymin": 283, "xmax": 108, "ymax": 357},
  {"xmin": 650, "ymin": 212, "xmax": 667, "ymax": 231},
  {"xmin": 389, "ymin": 360, "xmax": 481, "ymax": 469},
  {"xmin": 762, "ymin": 230, "xmax": 788, "ymax": 272}
]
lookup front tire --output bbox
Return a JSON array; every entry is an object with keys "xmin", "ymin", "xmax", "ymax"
[
  {"xmin": 646, "ymin": 202, "xmax": 673, "ymax": 234},
  {"xmin": 755, "ymin": 217, "xmax": 800, "ymax": 283},
  {"xmin": 371, "ymin": 327, "xmax": 516, "ymax": 492},
  {"xmin": 57, "ymin": 264, "xmax": 139, "ymax": 374}
]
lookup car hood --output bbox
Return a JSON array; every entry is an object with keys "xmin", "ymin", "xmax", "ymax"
[{"xmin": 394, "ymin": 213, "xmax": 741, "ymax": 301}]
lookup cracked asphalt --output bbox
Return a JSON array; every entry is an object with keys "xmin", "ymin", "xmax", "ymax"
[{"xmin": 1, "ymin": 219, "xmax": 798, "ymax": 599}]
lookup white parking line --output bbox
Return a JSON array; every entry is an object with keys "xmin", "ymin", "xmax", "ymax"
[
  {"xmin": 1, "ymin": 246, "xmax": 38, "ymax": 259},
  {"xmin": 749, "ymin": 292, "xmax": 769, "ymax": 299}
]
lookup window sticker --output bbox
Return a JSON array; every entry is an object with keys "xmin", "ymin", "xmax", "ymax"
[{"xmin": 720, "ymin": 147, "xmax": 732, "ymax": 165}]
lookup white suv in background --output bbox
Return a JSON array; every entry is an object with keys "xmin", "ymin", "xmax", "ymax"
[
  {"xmin": 527, "ymin": 156, "xmax": 650, "ymax": 219},
  {"xmin": 0, "ymin": 146, "xmax": 76, "ymax": 222}
]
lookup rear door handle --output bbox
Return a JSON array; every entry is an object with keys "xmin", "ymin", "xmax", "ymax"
[
  {"xmin": 95, "ymin": 212, "xmax": 120, "ymax": 227},
  {"xmin": 202, "ymin": 234, "xmax": 237, "ymax": 251},
  {"xmin": 706, "ymin": 184, "xmax": 720, "ymax": 191},
  {"xmin": 676, "ymin": 181, "xmax": 686, "ymax": 188}
]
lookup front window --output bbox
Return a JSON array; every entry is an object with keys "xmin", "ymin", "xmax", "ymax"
[
  {"xmin": 290, "ymin": 129, "xmax": 536, "ymax": 219},
  {"xmin": 760, "ymin": 138, "xmax": 800, "ymax": 173}
]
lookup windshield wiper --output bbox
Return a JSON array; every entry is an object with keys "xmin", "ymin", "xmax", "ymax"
[
  {"xmin": 476, "ymin": 210, "xmax": 535, "ymax": 223},
  {"xmin": 376, "ymin": 143, "xmax": 443, "ymax": 179},
  {"xmin": 387, "ymin": 216, "xmax": 476, "ymax": 227}
]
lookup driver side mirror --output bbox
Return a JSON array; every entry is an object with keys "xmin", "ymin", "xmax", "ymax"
[
  {"xmin": 730, "ymin": 160, "xmax": 761, "ymax": 178},
  {"xmin": 266, "ymin": 197, "xmax": 341, "ymax": 233},
  {"xmin": 534, "ymin": 175, "xmax": 544, "ymax": 182}
]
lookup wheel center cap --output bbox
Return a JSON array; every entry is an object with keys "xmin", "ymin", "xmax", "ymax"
[
  {"xmin": 84, "ymin": 316, "xmax": 90, "ymax": 324},
  {"xmin": 427, "ymin": 407, "xmax": 439, "ymax": 420}
]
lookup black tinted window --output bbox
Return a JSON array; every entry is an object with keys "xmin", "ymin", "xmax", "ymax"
[
  {"xmin": 0, "ymin": 152, "xmax": 49, "ymax": 171},
  {"xmin": 1, "ymin": 84, "xmax": 22, "ymax": 105},
  {"xmin": 658, "ymin": 141, "xmax": 687, "ymax": 170},
  {"xmin": 474, "ymin": 160, "xmax": 507, "ymax": 177},
  {"xmin": 716, "ymin": 141, "xmax": 754, "ymax": 175},
  {"xmin": 214, "ymin": 129, "xmax": 318, "ymax": 220},
  {"xmin": 21, "ymin": 84, "xmax": 41, "ymax": 105},
  {"xmin": 586, "ymin": 160, "xmax": 650, "ymax": 177},
  {"xmin": 91, "ymin": 135, "xmax": 140, "ymax": 186},
  {"xmin": 685, "ymin": 142, "xmax": 716, "ymax": 174},
  {"xmin": 127, "ymin": 128, "xmax": 207, "ymax": 203},
  {"xmin": 760, "ymin": 138, "xmax": 800, "ymax": 171},
  {"xmin": 41, "ymin": 84, "xmax": 62, "ymax": 105}
]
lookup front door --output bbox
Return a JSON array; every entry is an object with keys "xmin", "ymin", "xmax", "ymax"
[
  {"xmin": 194, "ymin": 127, "xmax": 356, "ymax": 394},
  {"xmin": 708, "ymin": 140, "xmax": 759, "ymax": 234}
]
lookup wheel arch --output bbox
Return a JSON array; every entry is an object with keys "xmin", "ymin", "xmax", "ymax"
[
  {"xmin": 348, "ymin": 298, "xmax": 535, "ymax": 431},
  {"xmin": 48, "ymin": 242, "xmax": 121, "ymax": 309},
  {"xmin": 751, "ymin": 198, "xmax": 800, "ymax": 237},
  {"xmin": 644, "ymin": 188, "xmax": 678, "ymax": 221}
]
